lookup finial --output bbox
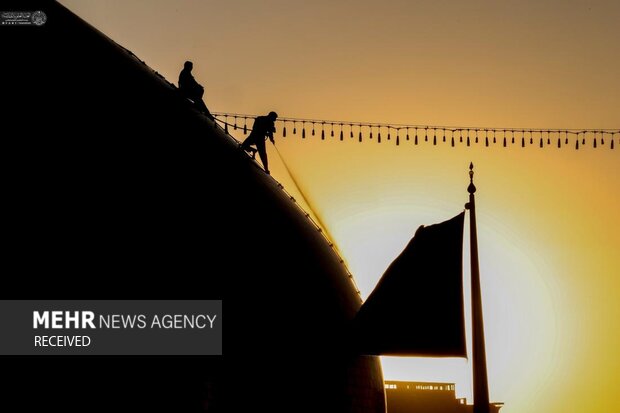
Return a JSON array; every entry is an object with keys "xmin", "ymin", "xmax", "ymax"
[{"xmin": 468, "ymin": 162, "xmax": 477, "ymax": 194}]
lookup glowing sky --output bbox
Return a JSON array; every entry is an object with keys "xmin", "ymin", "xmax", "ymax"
[{"xmin": 59, "ymin": 1, "xmax": 620, "ymax": 412}]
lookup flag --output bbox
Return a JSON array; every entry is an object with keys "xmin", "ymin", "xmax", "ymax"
[{"xmin": 352, "ymin": 212, "xmax": 466, "ymax": 357}]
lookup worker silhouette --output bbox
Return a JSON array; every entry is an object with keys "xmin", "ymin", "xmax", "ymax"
[
  {"xmin": 178, "ymin": 61, "xmax": 213, "ymax": 119},
  {"xmin": 241, "ymin": 111, "xmax": 278, "ymax": 174}
]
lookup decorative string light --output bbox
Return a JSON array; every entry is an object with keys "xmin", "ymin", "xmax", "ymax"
[{"xmin": 212, "ymin": 112, "xmax": 618, "ymax": 151}]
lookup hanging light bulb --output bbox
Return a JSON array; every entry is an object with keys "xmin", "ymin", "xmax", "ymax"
[
  {"xmin": 302, "ymin": 122, "xmax": 306, "ymax": 139},
  {"xmin": 312, "ymin": 123, "xmax": 315, "ymax": 136},
  {"xmin": 321, "ymin": 124, "xmax": 325, "ymax": 140},
  {"xmin": 340, "ymin": 124, "xmax": 344, "ymax": 141},
  {"xmin": 283, "ymin": 122, "xmax": 287, "ymax": 137},
  {"xmin": 293, "ymin": 122, "xmax": 297, "ymax": 135}
]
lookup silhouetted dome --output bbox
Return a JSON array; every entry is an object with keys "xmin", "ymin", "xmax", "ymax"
[{"xmin": 3, "ymin": 2, "xmax": 384, "ymax": 412}]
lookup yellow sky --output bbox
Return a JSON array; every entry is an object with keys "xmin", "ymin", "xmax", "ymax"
[{"xmin": 60, "ymin": 1, "xmax": 620, "ymax": 412}]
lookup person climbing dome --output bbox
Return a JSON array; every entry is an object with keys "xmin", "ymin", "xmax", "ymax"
[{"xmin": 241, "ymin": 111, "xmax": 278, "ymax": 174}]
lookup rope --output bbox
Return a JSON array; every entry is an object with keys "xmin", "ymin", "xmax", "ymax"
[
  {"xmin": 213, "ymin": 112, "xmax": 362, "ymax": 297},
  {"xmin": 273, "ymin": 144, "xmax": 362, "ymax": 298}
]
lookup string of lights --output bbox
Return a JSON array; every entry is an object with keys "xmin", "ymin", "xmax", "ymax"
[{"xmin": 212, "ymin": 112, "xmax": 619, "ymax": 150}]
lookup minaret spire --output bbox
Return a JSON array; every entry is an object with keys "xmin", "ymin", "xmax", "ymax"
[{"xmin": 466, "ymin": 163, "xmax": 490, "ymax": 413}]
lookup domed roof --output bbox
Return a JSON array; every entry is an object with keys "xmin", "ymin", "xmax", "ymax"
[{"xmin": 3, "ymin": 2, "xmax": 384, "ymax": 412}]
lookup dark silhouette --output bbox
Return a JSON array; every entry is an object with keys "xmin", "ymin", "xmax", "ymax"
[
  {"xmin": 241, "ymin": 111, "xmax": 278, "ymax": 174},
  {"xmin": 178, "ymin": 60, "xmax": 213, "ymax": 119},
  {"xmin": 6, "ymin": 3, "xmax": 385, "ymax": 412},
  {"xmin": 352, "ymin": 213, "xmax": 466, "ymax": 356}
]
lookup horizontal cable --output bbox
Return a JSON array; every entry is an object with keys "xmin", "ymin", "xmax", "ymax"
[{"xmin": 213, "ymin": 112, "xmax": 619, "ymax": 149}]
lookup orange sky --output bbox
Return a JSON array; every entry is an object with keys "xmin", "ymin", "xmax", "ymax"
[{"xmin": 60, "ymin": 1, "xmax": 620, "ymax": 412}]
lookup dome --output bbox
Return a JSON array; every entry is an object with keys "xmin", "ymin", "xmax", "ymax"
[{"xmin": 3, "ymin": 2, "xmax": 385, "ymax": 412}]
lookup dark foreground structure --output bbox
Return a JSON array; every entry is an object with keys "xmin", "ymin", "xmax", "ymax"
[
  {"xmin": 3, "ymin": 1, "xmax": 384, "ymax": 412},
  {"xmin": 385, "ymin": 381, "xmax": 503, "ymax": 413}
]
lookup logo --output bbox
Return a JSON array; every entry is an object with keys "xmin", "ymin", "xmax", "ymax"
[
  {"xmin": 0, "ymin": 300, "xmax": 223, "ymax": 355},
  {"xmin": 1, "ymin": 10, "xmax": 47, "ymax": 26},
  {"xmin": 31, "ymin": 10, "xmax": 47, "ymax": 26}
]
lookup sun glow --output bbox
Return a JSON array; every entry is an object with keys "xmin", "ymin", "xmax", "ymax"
[{"xmin": 269, "ymin": 138, "xmax": 620, "ymax": 412}]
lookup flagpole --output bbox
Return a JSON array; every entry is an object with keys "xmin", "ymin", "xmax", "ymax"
[{"xmin": 466, "ymin": 163, "xmax": 490, "ymax": 413}]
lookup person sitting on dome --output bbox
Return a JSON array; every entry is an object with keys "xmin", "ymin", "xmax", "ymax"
[{"xmin": 178, "ymin": 60, "xmax": 213, "ymax": 119}]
